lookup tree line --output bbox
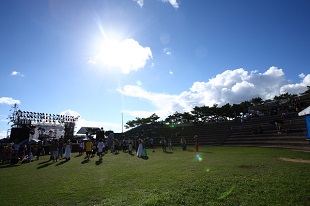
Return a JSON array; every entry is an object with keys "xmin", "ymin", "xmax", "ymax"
[{"xmin": 125, "ymin": 87, "xmax": 310, "ymax": 129}]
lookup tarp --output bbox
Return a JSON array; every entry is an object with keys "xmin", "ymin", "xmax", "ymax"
[
  {"xmin": 298, "ymin": 106, "xmax": 310, "ymax": 139},
  {"xmin": 306, "ymin": 116, "xmax": 310, "ymax": 139},
  {"xmin": 298, "ymin": 106, "xmax": 310, "ymax": 116}
]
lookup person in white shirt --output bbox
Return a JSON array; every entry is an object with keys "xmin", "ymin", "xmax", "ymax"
[{"xmin": 97, "ymin": 139, "xmax": 105, "ymax": 161}]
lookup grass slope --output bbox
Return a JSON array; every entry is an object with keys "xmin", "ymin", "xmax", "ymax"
[{"xmin": 1, "ymin": 146, "xmax": 310, "ymax": 206}]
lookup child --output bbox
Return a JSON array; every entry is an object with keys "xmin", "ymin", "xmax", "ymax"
[{"xmin": 79, "ymin": 141, "xmax": 84, "ymax": 155}]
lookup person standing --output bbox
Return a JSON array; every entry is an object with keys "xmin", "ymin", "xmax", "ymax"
[
  {"xmin": 168, "ymin": 135, "xmax": 173, "ymax": 150},
  {"xmin": 13, "ymin": 142, "xmax": 20, "ymax": 156},
  {"xmin": 97, "ymin": 139, "xmax": 105, "ymax": 161},
  {"xmin": 85, "ymin": 139, "xmax": 93, "ymax": 161},
  {"xmin": 194, "ymin": 134, "xmax": 199, "ymax": 152},
  {"xmin": 58, "ymin": 138, "xmax": 64, "ymax": 159},
  {"xmin": 136, "ymin": 139, "xmax": 143, "ymax": 157},
  {"xmin": 181, "ymin": 136, "xmax": 187, "ymax": 151},
  {"xmin": 36, "ymin": 141, "xmax": 43, "ymax": 160},
  {"xmin": 64, "ymin": 140, "xmax": 72, "ymax": 161},
  {"xmin": 91, "ymin": 140, "xmax": 97, "ymax": 157},
  {"xmin": 149, "ymin": 138, "xmax": 154, "ymax": 149},
  {"xmin": 160, "ymin": 137, "xmax": 167, "ymax": 152},
  {"xmin": 79, "ymin": 141, "xmax": 85, "ymax": 155},
  {"xmin": 50, "ymin": 139, "xmax": 59, "ymax": 162}
]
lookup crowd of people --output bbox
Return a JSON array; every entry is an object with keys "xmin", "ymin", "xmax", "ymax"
[
  {"xmin": 0, "ymin": 137, "xmax": 72, "ymax": 164},
  {"xmin": 49, "ymin": 138, "xmax": 72, "ymax": 162},
  {"xmin": 78, "ymin": 137, "xmax": 149, "ymax": 160},
  {"xmin": 0, "ymin": 134, "xmax": 200, "ymax": 165}
]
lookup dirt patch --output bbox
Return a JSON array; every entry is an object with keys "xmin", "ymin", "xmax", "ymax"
[{"xmin": 279, "ymin": 157, "xmax": 310, "ymax": 164}]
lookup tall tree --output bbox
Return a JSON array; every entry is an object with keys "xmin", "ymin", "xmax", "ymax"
[{"xmin": 251, "ymin": 97, "xmax": 263, "ymax": 105}]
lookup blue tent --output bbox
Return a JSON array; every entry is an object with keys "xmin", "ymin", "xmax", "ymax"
[{"xmin": 298, "ymin": 106, "xmax": 310, "ymax": 139}]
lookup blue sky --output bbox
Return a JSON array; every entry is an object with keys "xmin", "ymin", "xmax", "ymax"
[{"xmin": 1, "ymin": 0, "xmax": 310, "ymax": 139}]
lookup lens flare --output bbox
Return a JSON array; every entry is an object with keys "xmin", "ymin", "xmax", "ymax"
[
  {"xmin": 196, "ymin": 154, "xmax": 203, "ymax": 162},
  {"xmin": 218, "ymin": 185, "xmax": 236, "ymax": 199},
  {"xmin": 136, "ymin": 80, "xmax": 142, "ymax": 86}
]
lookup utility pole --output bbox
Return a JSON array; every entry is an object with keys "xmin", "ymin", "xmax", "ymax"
[{"xmin": 122, "ymin": 113, "xmax": 123, "ymax": 134}]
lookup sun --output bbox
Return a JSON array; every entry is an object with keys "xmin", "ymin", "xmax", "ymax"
[
  {"xmin": 100, "ymin": 38, "xmax": 124, "ymax": 67},
  {"xmin": 89, "ymin": 35, "xmax": 152, "ymax": 74}
]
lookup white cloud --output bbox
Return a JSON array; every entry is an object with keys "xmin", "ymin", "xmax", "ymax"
[
  {"xmin": 134, "ymin": 0, "xmax": 179, "ymax": 9},
  {"xmin": 280, "ymin": 73, "xmax": 310, "ymax": 94},
  {"xmin": 0, "ymin": 130, "xmax": 8, "ymax": 139},
  {"xmin": 299, "ymin": 73, "xmax": 305, "ymax": 78},
  {"xmin": 162, "ymin": 0, "xmax": 179, "ymax": 9},
  {"xmin": 134, "ymin": 0, "xmax": 144, "ymax": 7},
  {"xmin": 60, "ymin": 110, "xmax": 81, "ymax": 118},
  {"xmin": 123, "ymin": 110, "xmax": 155, "ymax": 119},
  {"xmin": 0, "ymin": 97, "xmax": 20, "ymax": 105},
  {"xmin": 118, "ymin": 66, "xmax": 310, "ymax": 120},
  {"xmin": 11, "ymin": 71, "xmax": 24, "ymax": 77},
  {"xmin": 88, "ymin": 38, "xmax": 152, "ymax": 74}
]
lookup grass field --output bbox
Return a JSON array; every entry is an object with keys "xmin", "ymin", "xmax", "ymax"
[{"xmin": 1, "ymin": 146, "xmax": 310, "ymax": 206}]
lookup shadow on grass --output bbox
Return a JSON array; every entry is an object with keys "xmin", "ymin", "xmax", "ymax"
[
  {"xmin": 38, "ymin": 159, "xmax": 52, "ymax": 165},
  {"xmin": 37, "ymin": 162, "xmax": 53, "ymax": 169},
  {"xmin": 0, "ymin": 163, "xmax": 21, "ymax": 168},
  {"xmin": 165, "ymin": 151, "xmax": 173, "ymax": 154},
  {"xmin": 74, "ymin": 154, "xmax": 82, "ymax": 158},
  {"xmin": 95, "ymin": 159, "xmax": 103, "ymax": 165},
  {"xmin": 81, "ymin": 159, "xmax": 90, "ymax": 164},
  {"xmin": 56, "ymin": 159, "xmax": 68, "ymax": 166},
  {"xmin": 201, "ymin": 151, "xmax": 213, "ymax": 154}
]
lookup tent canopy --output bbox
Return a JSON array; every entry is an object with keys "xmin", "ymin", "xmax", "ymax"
[
  {"xmin": 76, "ymin": 127, "xmax": 101, "ymax": 135},
  {"xmin": 298, "ymin": 106, "xmax": 310, "ymax": 116},
  {"xmin": 19, "ymin": 138, "xmax": 41, "ymax": 145}
]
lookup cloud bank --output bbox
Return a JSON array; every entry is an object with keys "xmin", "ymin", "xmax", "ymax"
[
  {"xmin": 118, "ymin": 66, "xmax": 310, "ymax": 119},
  {"xmin": 1, "ymin": 67, "xmax": 308, "ymax": 138}
]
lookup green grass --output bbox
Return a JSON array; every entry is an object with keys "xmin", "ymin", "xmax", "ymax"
[{"xmin": 1, "ymin": 146, "xmax": 310, "ymax": 206}]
